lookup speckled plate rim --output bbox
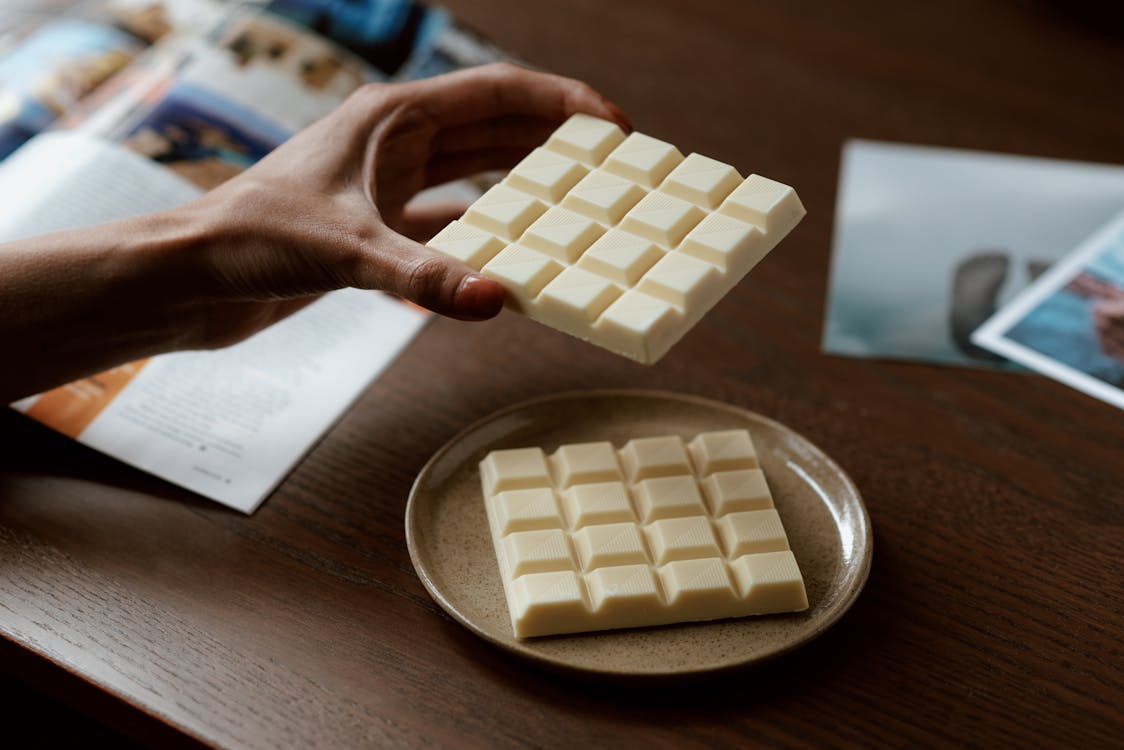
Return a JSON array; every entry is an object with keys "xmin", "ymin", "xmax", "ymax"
[{"xmin": 405, "ymin": 389, "xmax": 872, "ymax": 677}]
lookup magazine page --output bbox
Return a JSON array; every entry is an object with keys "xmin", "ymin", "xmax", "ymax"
[
  {"xmin": 0, "ymin": 129, "xmax": 200, "ymax": 238},
  {"xmin": 16, "ymin": 289, "xmax": 428, "ymax": 512},
  {"xmin": 0, "ymin": 0, "xmax": 236, "ymax": 159},
  {"xmin": 0, "ymin": 12, "xmax": 143, "ymax": 158},
  {"xmin": 175, "ymin": 6, "xmax": 372, "ymax": 134},
  {"xmin": 2, "ymin": 128, "xmax": 429, "ymax": 512},
  {"xmin": 114, "ymin": 74, "xmax": 290, "ymax": 189},
  {"xmin": 260, "ymin": 0, "xmax": 508, "ymax": 81},
  {"xmin": 972, "ymin": 210, "xmax": 1124, "ymax": 410},
  {"xmin": 96, "ymin": 0, "xmax": 235, "ymax": 43},
  {"xmin": 0, "ymin": 1, "xmax": 510, "ymax": 512}
]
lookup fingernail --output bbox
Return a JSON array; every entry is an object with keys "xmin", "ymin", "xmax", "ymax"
[{"xmin": 454, "ymin": 274, "xmax": 505, "ymax": 320}]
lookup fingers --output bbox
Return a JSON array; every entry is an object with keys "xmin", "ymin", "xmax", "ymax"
[
  {"xmin": 406, "ymin": 62, "xmax": 631, "ymax": 131},
  {"xmin": 399, "ymin": 201, "xmax": 471, "ymax": 242},
  {"xmin": 431, "ymin": 115, "xmax": 560, "ymax": 155},
  {"xmin": 351, "ymin": 226, "xmax": 505, "ymax": 320},
  {"xmin": 424, "ymin": 147, "xmax": 529, "ymax": 187},
  {"xmin": 1092, "ymin": 299, "xmax": 1124, "ymax": 360}
]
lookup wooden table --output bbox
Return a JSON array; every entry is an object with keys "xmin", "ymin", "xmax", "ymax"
[{"xmin": 3, "ymin": 1, "xmax": 1122, "ymax": 747}]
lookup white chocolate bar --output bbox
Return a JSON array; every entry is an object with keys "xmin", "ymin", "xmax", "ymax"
[
  {"xmin": 479, "ymin": 429, "xmax": 808, "ymax": 638},
  {"xmin": 427, "ymin": 114, "xmax": 805, "ymax": 364}
]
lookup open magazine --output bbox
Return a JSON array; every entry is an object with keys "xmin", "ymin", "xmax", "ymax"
[{"xmin": 0, "ymin": 0, "xmax": 508, "ymax": 512}]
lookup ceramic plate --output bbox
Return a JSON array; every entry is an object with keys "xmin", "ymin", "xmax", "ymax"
[{"xmin": 405, "ymin": 390, "xmax": 871, "ymax": 677}]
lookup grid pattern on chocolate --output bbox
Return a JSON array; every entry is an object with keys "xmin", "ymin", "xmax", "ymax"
[
  {"xmin": 427, "ymin": 114, "xmax": 805, "ymax": 364},
  {"xmin": 480, "ymin": 429, "xmax": 808, "ymax": 639}
]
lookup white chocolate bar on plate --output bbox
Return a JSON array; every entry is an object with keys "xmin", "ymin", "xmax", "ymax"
[
  {"xmin": 427, "ymin": 114, "xmax": 806, "ymax": 364},
  {"xmin": 479, "ymin": 428, "xmax": 808, "ymax": 638}
]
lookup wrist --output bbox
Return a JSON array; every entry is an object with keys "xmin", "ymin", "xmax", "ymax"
[
  {"xmin": 103, "ymin": 204, "xmax": 224, "ymax": 350},
  {"xmin": 0, "ymin": 203, "xmax": 220, "ymax": 400}
]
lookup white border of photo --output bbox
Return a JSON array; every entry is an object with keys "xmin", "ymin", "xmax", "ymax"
[{"xmin": 972, "ymin": 209, "xmax": 1124, "ymax": 410}]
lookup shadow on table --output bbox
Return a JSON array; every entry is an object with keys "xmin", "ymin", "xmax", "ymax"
[
  {"xmin": 1028, "ymin": 0, "xmax": 1124, "ymax": 36},
  {"xmin": 0, "ymin": 674, "xmax": 144, "ymax": 749},
  {"xmin": 445, "ymin": 528, "xmax": 894, "ymax": 717},
  {"xmin": 0, "ymin": 408, "xmax": 222, "ymax": 513}
]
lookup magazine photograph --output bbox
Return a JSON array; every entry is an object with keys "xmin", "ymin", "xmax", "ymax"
[
  {"xmin": 973, "ymin": 209, "xmax": 1124, "ymax": 409},
  {"xmin": 824, "ymin": 139, "xmax": 1124, "ymax": 368}
]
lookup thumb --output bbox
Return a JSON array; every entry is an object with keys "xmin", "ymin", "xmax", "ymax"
[{"xmin": 354, "ymin": 227, "xmax": 505, "ymax": 320}]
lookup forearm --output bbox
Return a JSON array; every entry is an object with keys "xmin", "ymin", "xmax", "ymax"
[
  {"xmin": 0, "ymin": 65, "xmax": 627, "ymax": 403},
  {"xmin": 0, "ymin": 208, "xmax": 214, "ymax": 402}
]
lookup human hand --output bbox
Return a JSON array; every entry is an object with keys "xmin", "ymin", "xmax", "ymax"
[
  {"xmin": 1093, "ymin": 297, "xmax": 1124, "ymax": 361},
  {"xmin": 178, "ymin": 63, "xmax": 630, "ymax": 348},
  {"xmin": 1065, "ymin": 272, "xmax": 1123, "ymax": 301},
  {"xmin": 0, "ymin": 64, "xmax": 629, "ymax": 401}
]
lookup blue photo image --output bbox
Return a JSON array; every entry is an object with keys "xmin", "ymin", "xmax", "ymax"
[
  {"xmin": 0, "ymin": 18, "xmax": 142, "ymax": 158},
  {"xmin": 264, "ymin": 0, "xmax": 449, "ymax": 75},
  {"xmin": 1005, "ymin": 239, "xmax": 1124, "ymax": 387},
  {"xmin": 121, "ymin": 80, "xmax": 290, "ymax": 190}
]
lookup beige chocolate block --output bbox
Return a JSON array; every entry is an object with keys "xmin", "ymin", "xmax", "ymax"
[
  {"xmin": 519, "ymin": 206, "xmax": 606, "ymax": 263},
  {"xmin": 688, "ymin": 429, "xmax": 760, "ymax": 476},
  {"xmin": 503, "ymin": 528, "xmax": 576, "ymax": 577},
  {"xmin": 544, "ymin": 113, "xmax": 626, "ymax": 166},
  {"xmin": 602, "ymin": 132, "xmax": 684, "ymax": 187},
  {"xmin": 480, "ymin": 447, "xmax": 552, "ymax": 496},
  {"xmin": 592, "ymin": 290, "xmax": 684, "ymax": 364},
  {"xmin": 619, "ymin": 191, "xmax": 706, "ymax": 248},
  {"xmin": 572, "ymin": 522, "xmax": 648, "ymax": 571},
  {"xmin": 637, "ymin": 251, "xmax": 724, "ymax": 311},
  {"xmin": 632, "ymin": 475, "xmax": 706, "ymax": 522},
  {"xmin": 444, "ymin": 116, "xmax": 804, "ymax": 365},
  {"xmin": 550, "ymin": 441, "xmax": 622, "ymax": 488},
  {"xmin": 490, "ymin": 487, "xmax": 564, "ymax": 535},
  {"xmin": 718, "ymin": 174, "xmax": 806, "ymax": 234},
  {"xmin": 426, "ymin": 220, "xmax": 506, "ymax": 270},
  {"xmin": 729, "ymin": 551, "xmax": 809, "ymax": 612},
  {"xmin": 504, "ymin": 147, "xmax": 588, "ymax": 202},
  {"xmin": 480, "ymin": 244, "xmax": 562, "ymax": 312},
  {"xmin": 533, "ymin": 267, "xmax": 622, "ymax": 336},
  {"xmin": 561, "ymin": 168, "xmax": 648, "ymax": 224},
  {"xmin": 481, "ymin": 428, "xmax": 807, "ymax": 638},
  {"xmin": 716, "ymin": 509, "xmax": 790, "ymax": 557},
  {"xmin": 577, "ymin": 229, "xmax": 665, "ymax": 286},
  {"xmin": 619, "ymin": 435, "xmax": 692, "ymax": 482},
  {"xmin": 659, "ymin": 153, "xmax": 743, "ymax": 210},
  {"xmin": 701, "ymin": 468, "xmax": 774, "ymax": 515},
  {"xmin": 561, "ymin": 481, "xmax": 635, "ymax": 529},
  {"xmin": 462, "ymin": 183, "xmax": 547, "ymax": 241},
  {"xmin": 657, "ymin": 558, "xmax": 740, "ymax": 621},
  {"xmin": 584, "ymin": 565, "xmax": 664, "ymax": 626},
  {"xmin": 645, "ymin": 516, "xmax": 722, "ymax": 565},
  {"xmin": 678, "ymin": 213, "xmax": 767, "ymax": 276},
  {"xmin": 509, "ymin": 570, "xmax": 589, "ymax": 638}
]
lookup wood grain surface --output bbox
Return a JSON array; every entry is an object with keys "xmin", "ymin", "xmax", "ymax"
[{"xmin": 2, "ymin": 1, "xmax": 1122, "ymax": 747}]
